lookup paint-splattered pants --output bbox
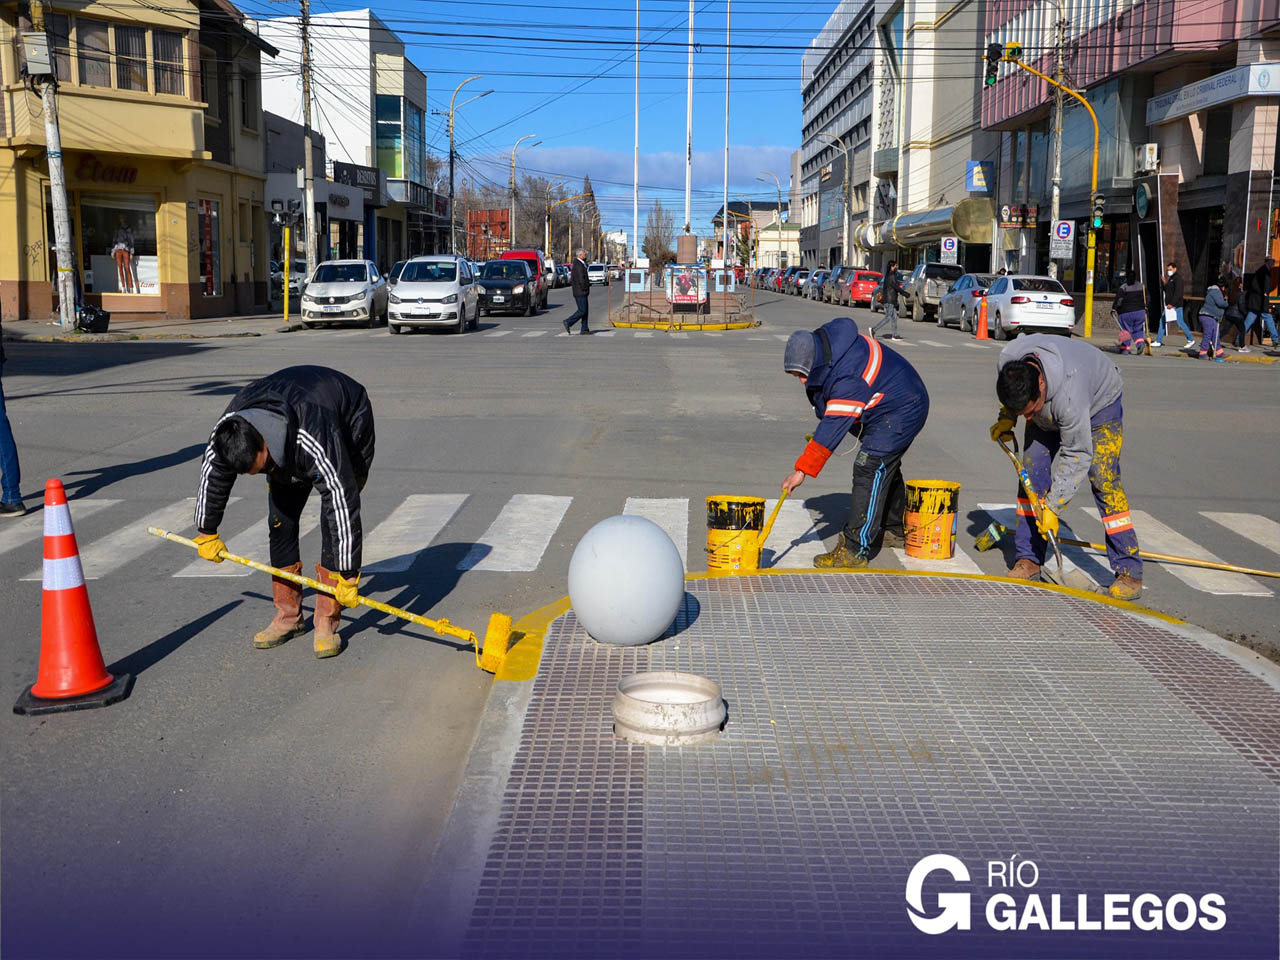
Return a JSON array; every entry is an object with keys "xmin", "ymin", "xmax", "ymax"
[
  {"xmin": 1117, "ymin": 309, "xmax": 1147, "ymax": 352},
  {"xmin": 1014, "ymin": 396, "xmax": 1142, "ymax": 579}
]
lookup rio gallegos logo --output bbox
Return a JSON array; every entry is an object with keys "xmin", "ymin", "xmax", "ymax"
[{"xmin": 905, "ymin": 855, "xmax": 1227, "ymax": 935}]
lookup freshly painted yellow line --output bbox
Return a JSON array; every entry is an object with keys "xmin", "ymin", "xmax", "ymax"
[
  {"xmin": 492, "ymin": 566, "xmax": 1185, "ymax": 683},
  {"xmin": 609, "ymin": 319, "xmax": 759, "ymax": 331}
]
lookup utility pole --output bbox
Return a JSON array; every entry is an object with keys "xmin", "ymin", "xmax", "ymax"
[
  {"xmin": 508, "ymin": 134, "xmax": 538, "ymax": 250},
  {"xmin": 633, "ymin": 0, "xmax": 640, "ymax": 264},
  {"xmin": 758, "ymin": 171, "xmax": 782, "ymax": 268},
  {"xmin": 434, "ymin": 76, "xmax": 490, "ymax": 255},
  {"xmin": 722, "ymin": 0, "xmax": 730, "ymax": 265},
  {"xmin": 26, "ymin": 1, "xmax": 75, "ymax": 329},
  {"xmin": 684, "ymin": 0, "xmax": 694, "ymax": 234},
  {"xmin": 300, "ymin": 0, "xmax": 317, "ymax": 278},
  {"xmin": 817, "ymin": 130, "xmax": 849, "ymax": 268},
  {"xmin": 1047, "ymin": 1, "xmax": 1066, "ymax": 280}
]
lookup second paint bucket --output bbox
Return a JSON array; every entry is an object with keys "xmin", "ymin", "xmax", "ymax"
[
  {"xmin": 904, "ymin": 480, "xmax": 961, "ymax": 560},
  {"xmin": 706, "ymin": 495, "xmax": 765, "ymax": 571}
]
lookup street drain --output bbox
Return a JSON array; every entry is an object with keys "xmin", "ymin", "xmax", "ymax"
[{"xmin": 612, "ymin": 671, "xmax": 726, "ymax": 746}]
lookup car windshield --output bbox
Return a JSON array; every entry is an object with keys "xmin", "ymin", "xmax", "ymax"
[
  {"xmin": 924, "ymin": 264, "xmax": 965, "ymax": 280},
  {"xmin": 312, "ymin": 263, "xmax": 367, "ymax": 284},
  {"xmin": 588, "ymin": 264, "xmax": 605, "ymax": 272},
  {"xmin": 510, "ymin": 258, "xmax": 539, "ymax": 275},
  {"xmin": 390, "ymin": 261, "xmax": 407, "ymax": 280},
  {"xmin": 482, "ymin": 262, "xmax": 528, "ymax": 280},
  {"xmin": 1013, "ymin": 278, "xmax": 1067, "ymax": 293},
  {"xmin": 400, "ymin": 261, "xmax": 458, "ymax": 283}
]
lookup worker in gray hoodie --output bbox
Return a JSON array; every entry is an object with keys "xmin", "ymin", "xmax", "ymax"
[{"xmin": 989, "ymin": 334, "xmax": 1143, "ymax": 600}]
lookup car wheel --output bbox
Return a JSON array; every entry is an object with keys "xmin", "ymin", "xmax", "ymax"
[
  {"xmin": 525, "ymin": 296, "xmax": 535, "ymax": 317},
  {"xmin": 912, "ymin": 298, "xmax": 925, "ymax": 323},
  {"xmin": 302, "ymin": 321, "xmax": 316, "ymax": 329},
  {"xmin": 454, "ymin": 310, "xmax": 466, "ymax": 334},
  {"xmin": 936, "ymin": 306, "xmax": 947, "ymax": 327},
  {"xmin": 959, "ymin": 309, "xmax": 970, "ymax": 333},
  {"xmin": 389, "ymin": 323, "xmax": 402, "ymax": 335},
  {"xmin": 471, "ymin": 302, "xmax": 480, "ymax": 330},
  {"xmin": 996, "ymin": 312, "xmax": 1009, "ymax": 340}
]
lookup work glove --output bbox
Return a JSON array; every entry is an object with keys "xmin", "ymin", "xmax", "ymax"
[
  {"xmin": 1036, "ymin": 505, "xmax": 1060, "ymax": 540},
  {"xmin": 193, "ymin": 532, "xmax": 226, "ymax": 563},
  {"xmin": 989, "ymin": 408, "xmax": 1017, "ymax": 444},
  {"xmin": 333, "ymin": 572, "xmax": 361, "ymax": 608}
]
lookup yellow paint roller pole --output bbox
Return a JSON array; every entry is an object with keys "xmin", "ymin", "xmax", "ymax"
[
  {"xmin": 757, "ymin": 489, "xmax": 789, "ymax": 556},
  {"xmin": 147, "ymin": 527, "xmax": 513, "ymax": 672}
]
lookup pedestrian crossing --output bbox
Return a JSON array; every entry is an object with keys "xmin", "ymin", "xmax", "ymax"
[{"xmin": 3, "ymin": 493, "xmax": 1275, "ymax": 598}]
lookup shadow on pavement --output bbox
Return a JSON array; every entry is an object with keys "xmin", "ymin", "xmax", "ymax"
[
  {"xmin": 61, "ymin": 442, "xmax": 207, "ymax": 498},
  {"xmin": 2, "ymin": 338, "xmax": 219, "ymax": 380},
  {"xmin": 107, "ymin": 600, "xmax": 243, "ymax": 677},
  {"xmin": 351, "ymin": 542, "xmax": 488, "ymax": 651}
]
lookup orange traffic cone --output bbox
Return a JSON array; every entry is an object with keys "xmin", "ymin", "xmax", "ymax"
[
  {"xmin": 976, "ymin": 296, "xmax": 989, "ymax": 340},
  {"xmin": 13, "ymin": 479, "xmax": 132, "ymax": 716}
]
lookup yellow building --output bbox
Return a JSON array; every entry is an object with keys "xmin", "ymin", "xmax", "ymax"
[{"xmin": 0, "ymin": 0, "xmax": 276, "ymax": 321}]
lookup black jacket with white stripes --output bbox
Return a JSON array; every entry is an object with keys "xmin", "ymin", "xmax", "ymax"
[{"xmin": 195, "ymin": 366, "xmax": 375, "ymax": 576}]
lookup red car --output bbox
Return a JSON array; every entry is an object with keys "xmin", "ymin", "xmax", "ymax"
[
  {"xmin": 841, "ymin": 270, "xmax": 883, "ymax": 307},
  {"xmin": 500, "ymin": 249, "xmax": 549, "ymax": 310}
]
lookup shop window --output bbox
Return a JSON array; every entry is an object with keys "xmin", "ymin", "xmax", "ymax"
[
  {"xmin": 154, "ymin": 30, "xmax": 184, "ymax": 96},
  {"xmin": 375, "ymin": 94, "xmax": 403, "ymax": 179},
  {"xmin": 114, "ymin": 25, "xmax": 146, "ymax": 91},
  {"xmin": 79, "ymin": 192, "xmax": 158, "ymax": 295},
  {"xmin": 199, "ymin": 199, "xmax": 222, "ymax": 296},
  {"xmin": 48, "ymin": 14, "xmax": 72, "ymax": 82},
  {"xmin": 240, "ymin": 66, "xmax": 259, "ymax": 130},
  {"xmin": 77, "ymin": 19, "xmax": 110, "ymax": 88}
]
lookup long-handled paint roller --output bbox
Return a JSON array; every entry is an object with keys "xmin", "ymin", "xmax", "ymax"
[
  {"xmin": 757, "ymin": 489, "xmax": 789, "ymax": 560},
  {"xmin": 989, "ymin": 435, "xmax": 1076, "ymax": 586},
  {"xmin": 148, "ymin": 527, "xmax": 516, "ymax": 673}
]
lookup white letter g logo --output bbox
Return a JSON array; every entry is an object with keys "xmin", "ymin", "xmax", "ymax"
[{"xmin": 906, "ymin": 854, "xmax": 972, "ymax": 935}]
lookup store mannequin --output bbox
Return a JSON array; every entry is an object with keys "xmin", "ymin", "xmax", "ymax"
[{"xmin": 113, "ymin": 214, "xmax": 137, "ymax": 293}]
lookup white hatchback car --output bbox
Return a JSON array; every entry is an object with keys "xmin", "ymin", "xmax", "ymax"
[
  {"xmin": 587, "ymin": 263, "xmax": 609, "ymax": 285},
  {"xmin": 982, "ymin": 274, "xmax": 1077, "ymax": 339},
  {"xmin": 388, "ymin": 255, "xmax": 481, "ymax": 334},
  {"xmin": 300, "ymin": 259, "xmax": 388, "ymax": 327}
]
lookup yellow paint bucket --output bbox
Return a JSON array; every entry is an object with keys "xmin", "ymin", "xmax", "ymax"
[
  {"xmin": 904, "ymin": 480, "xmax": 961, "ymax": 560},
  {"xmin": 706, "ymin": 495, "xmax": 765, "ymax": 572}
]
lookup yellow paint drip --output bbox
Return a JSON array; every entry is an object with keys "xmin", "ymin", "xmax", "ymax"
[
  {"xmin": 903, "ymin": 480, "xmax": 961, "ymax": 560},
  {"xmin": 705, "ymin": 495, "xmax": 765, "ymax": 572}
]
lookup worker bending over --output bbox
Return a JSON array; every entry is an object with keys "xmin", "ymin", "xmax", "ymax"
[
  {"xmin": 992, "ymin": 334, "xmax": 1142, "ymax": 600},
  {"xmin": 193, "ymin": 365, "xmax": 376, "ymax": 658},
  {"xmin": 782, "ymin": 317, "xmax": 930, "ymax": 568}
]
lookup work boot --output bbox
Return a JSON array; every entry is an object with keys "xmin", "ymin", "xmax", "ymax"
[
  {"xmin": 1007, "ymin": 558, "xmax": 1042, "ymax": 581},
  {"xmin": 881, "ymin": 529, "xmax": 906, "ymax": 549},
  {"xmin": 253, "ymin": 562, "xmax": 305, "ymax": 649},
  {"xmin": 312, "ymin": 564, "xmax": 345, "ymax": 659},
  {"xmin": 814, "ymin": 533, "xmax": 870, "ymax": 569},
  {"xmin": 1109, "ymin": 571, "xmax": 1143, "ymax": 601}
]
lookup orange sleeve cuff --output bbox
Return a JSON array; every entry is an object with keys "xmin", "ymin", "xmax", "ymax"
[{"xmin": 795, "ymin": 440, "xmax": 833, "ymax": 477}]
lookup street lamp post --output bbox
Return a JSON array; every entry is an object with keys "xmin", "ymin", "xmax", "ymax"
[
  {"xmin": 758, "ymin": 171, "xmax": 783, "ymax": 268},
  {"xmin": 509, "ymin": 134, "xmax": 540, "ymax": 250},
  {"xmin": 436, "ymin": 76, "xmax": 492, "ymax": 256},
  {"xmin": 816, "ymin": 130, "xmax": 849, "ymax": 268},
  {"xmin": 545, "ymin": 179, "xmax": 565, "ymax": 257}
]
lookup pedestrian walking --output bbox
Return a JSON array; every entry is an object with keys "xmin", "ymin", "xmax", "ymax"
[
  {"xmin": 563, "ymin": 248, "xmax": 592, "ymax": 335},
  {"xmin": 1113, "ymin": 270, "xmax": 1148, "ymax": 354},
  {"xmin": 870, "ymin": 260, "xmax": 907, "ymax": 341},
  {"xmin": 991, "ymin": 334, "xmax": 1143, "ymax": 600},
  {"xmin": 0, "ymin": 336, "xmax": 24, "ymax": 518},
  {"xmin": 1158, "ymin": 261, "xmax": 1194, "ymax": 349},
  {"xmin": 1240, "ymin": 256, "xmax": 1280, "ymax": 353},
  {"xmin": 1197, "ymin": 275, "xmax": 1228, "ymax": 362},
  {"xmin": 781, "ymin": 318, "xmax": 930, "ymax": 568},
  {"xmin": 192, "ymin": 365, "xmax": 376, "ymax": 659}
]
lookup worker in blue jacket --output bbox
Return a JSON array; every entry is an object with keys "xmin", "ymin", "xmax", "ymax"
[{"xmin": 781, "ymin": 317, "xmax": 931, "ymax": 567}]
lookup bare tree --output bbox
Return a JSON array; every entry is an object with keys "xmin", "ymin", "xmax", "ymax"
[{"xmin": 643, "ymin": 200, "xmax": 675, "ymax": 269}]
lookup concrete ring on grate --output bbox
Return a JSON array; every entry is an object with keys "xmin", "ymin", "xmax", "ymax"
[{"xmin": 613, "ymin": 670, "xmax": 726, "ymax": 746}]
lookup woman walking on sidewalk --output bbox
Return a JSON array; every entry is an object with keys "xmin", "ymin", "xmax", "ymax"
[{"xmin": 1114, "ymin": 271, "xmax": 1147, "ymax": 354}]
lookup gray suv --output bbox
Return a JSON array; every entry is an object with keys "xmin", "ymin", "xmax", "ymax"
[{"xmin": 904, "ymin": 262, "xmax": 966, "ymax": 322}]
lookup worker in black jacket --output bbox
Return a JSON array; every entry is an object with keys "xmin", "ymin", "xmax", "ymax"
[
  {"xmin": 563, "ymin": 248, "xmax": 592, "ymax": 334},
  {"xmin": 193, "ymin": 366, "xmax": 375, "ymax": 659}
]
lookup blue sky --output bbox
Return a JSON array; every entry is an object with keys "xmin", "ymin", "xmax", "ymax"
[{"xmin": 295, "ymin": 0, "xmax": 839, "ymax": 249}]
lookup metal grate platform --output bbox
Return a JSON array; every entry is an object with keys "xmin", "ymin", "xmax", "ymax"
[{"xmin": 459, "ymin": 575, "xmax": 1280, "ymax": 958}]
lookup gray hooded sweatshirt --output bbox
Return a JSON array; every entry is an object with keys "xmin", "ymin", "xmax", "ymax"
[{"xmin": 997, "ymin": 334, "xmax": 1123, "ymax": 508}]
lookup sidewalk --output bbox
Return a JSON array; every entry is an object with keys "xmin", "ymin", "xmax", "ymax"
[
  {"xmin": 417, "ymin": 571, "xmax": 1280, "ymax": 958},
  {"xmin": 1, "ymin": 310, "xmax": 294, "ymax": 342}
]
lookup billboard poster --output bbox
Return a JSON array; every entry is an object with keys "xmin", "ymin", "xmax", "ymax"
[{"xmin": 665, "ymin": 264, "xmax": 707, "ymax": 305}]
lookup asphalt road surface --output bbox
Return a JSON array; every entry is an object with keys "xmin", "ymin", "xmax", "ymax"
[{"xmin": 2, "ymin": 281, "xmax": 1277, "ymax": 957}]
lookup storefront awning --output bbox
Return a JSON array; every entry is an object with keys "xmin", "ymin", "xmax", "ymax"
[{"xmin": 881, "ymin": 198, "xmax": 994, "ymax": 248}]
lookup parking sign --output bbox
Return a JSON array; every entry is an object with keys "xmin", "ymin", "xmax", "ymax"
[
  {"xmin": 1050, "ymin": 219, "xmax": 1074, "ymax": 259},
  {"xmin": 940, "ymin": 236, "xmax": 959, "ymax": 265}
]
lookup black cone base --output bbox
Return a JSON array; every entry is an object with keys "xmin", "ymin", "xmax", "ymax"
[{"xmin": 13, "ymin": 672, "xmax": 134, "ymax": 716}]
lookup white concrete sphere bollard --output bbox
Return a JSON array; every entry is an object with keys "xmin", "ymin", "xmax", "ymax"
[{"xmin": 567, "ymin": 515, "xmax": 685, "ymax": 646}]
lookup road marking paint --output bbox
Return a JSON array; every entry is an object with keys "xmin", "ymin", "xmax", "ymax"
[
  {"xmin": 485, "ymin": 330, "xmax": 513, "ymax": 337},
  {"xmin": 963, "ymin": 342, "xmax": 988, "ymax": 349},
  {"xmin": 1201, "ymin": 512, "xmax": 1280, "ymax": 558},
  {"xmin": 458, "ymin": 494, "xmax": 572, "ymax": 572},
  {"xmin": 0, "ymin": 499, "xmax": 119, "ymax": 560},
  {"xmin": 363, "ymin": 494, "xmax": 469, "ymax": 573},
  {"xmin": 623, "ymin": 497, "xmax": 689, "ymax": 569},
  {"xmin": 892, "ymin": 544, "xmax": 983, "ymax": 575},
  {"xmin": 919, "ymin": 339, "xmax": 948, "ymax": 348},
  {"xmin": 22, "ymin": 498, "xmax": 237, "ymax": 581},
  {"xmin": 761, "ymin": 498, "xmax": 827, "ymax": 568},
  {"xmin": 703, "ymin": 332, "xmax": 723, "ymax": 337},
  {"xmin": 555, "ymin": 332, "xmax": 572, "ymax": 337},
  {"xmin": 174, "ymin": 498, "xmax": 322, "ymax": 578},
  {"xmin": 634, "ymin": 331, "xmax": 653, "ymax": 338},
  {"xmin": 521, "ymin": 330, "xmax": 547, "ymax": 338},
  {"xmin": 773, "ymin": 334, "xmax": 789, "ymax": 341},
  {"xmin": 671, "ymin": 332, "xmax": 689, "ymax": 339},
  {"xmin": 749, "ymin": 336, "xmax": 769, "ymax": 341},
  {"xmin": 595, "ymin": 330, "xmax": 617, "ymax": 337},
  {"xmin": 976, "ymin": 502, "xmax": 1107, "ymax": 585},
  {"xmin": 1083, "ymin": 507, "xmax": 1272, "ymax": 596},
  {"xmin": 334, "ymin": 330, "xmax": 367, "ymax": 338}
]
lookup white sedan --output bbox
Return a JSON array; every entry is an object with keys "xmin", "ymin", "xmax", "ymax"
[{"xmin": 982, "ymin": 274, "xmax": 1077, "ymax": 339}]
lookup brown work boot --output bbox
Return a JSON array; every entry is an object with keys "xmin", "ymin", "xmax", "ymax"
[
  {"xmin": 312, "ymin": 564, "xmax": 344, "ymax": 659},
  {"xmin": 1109, "ymin": 571, "xmax": 1143, "ymax": 601},
  {"xmin": 253, "ymin": 562, "xmax": 306, "ymax": 649},
  {"xmin": 1007, "ymin": 558, "xmax": 1042, "ymax": 581},
  {"xmin": 814, "ymin": 533, "xmax": 871, "ymax": 569},
  {"xmin": 881, "ymin": 528, "xmax": 906, "ymax": 549}
]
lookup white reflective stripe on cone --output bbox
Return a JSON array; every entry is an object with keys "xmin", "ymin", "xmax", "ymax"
[
  {"xmin": 43, "ymin": 502, "xmax": 74, "ymax": 537},
  {"xmin": 43, "ymin": 554, "xmax": 86, "ymax": 591}
]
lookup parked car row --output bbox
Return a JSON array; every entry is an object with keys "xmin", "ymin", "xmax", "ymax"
[{"xmin": 750, "ymin": 264, "xmax": 886, "ymax": 309}]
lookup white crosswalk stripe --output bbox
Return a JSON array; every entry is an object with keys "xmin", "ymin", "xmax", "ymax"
[
  {"xmin": 919, "ymin": 339, "xmax": 948, "ymax": 348},
  {"xmin": 891, "ymin": 545, "xmax": 983, "ymax": 575},
  {"xmin": 773, "ymin": 334, "xmax": 790, "ymax": 341},
  {"xmin": 760, "ymin": 498, "xmax": 828, "ymax": 568},
  {"xmin": 484, "ymin": 330, "xmax": 513, "ymax": 337},
  {"xmin": 963, "ymin": 342, "xmax": 988, "ymax": 349},
  {"xmin": 363, "ymin": 494, "xmax": 469, "ymax": 573},
  {"xmin": 174, "ymin": 498, "xmax": 322, "ymax": 578},
  {"xmin": 595, "ymin": 330, "xmax": 617, "ymax": 337},
  {"xmin": 521, "ymin": 330, "xmax": 547, "ymax": 338},
  {"xmin": 634, "ymin": 331, "xmax": 653, "ymax": 338},
  {"xmin": 457, "ymin": 494, "xmax": 572, "ymax": 572},
  {"xmin": 1082, "ymin": 507, "xmax": 1272, "ymax": 596},
  {"xmin": 976, "ymin": 502, "xmax": 1108, "ymax": 585},
  {"xmin": 623, "ymin": 497, "xmax": 689, "ymax": 570},
  {"xmin": 1201, "ymin": 512, "xmax": 1280, "ymax": 557},
  {"xmin": 0, "ymin": 499, "xmax": 119, "ymax": 560}
]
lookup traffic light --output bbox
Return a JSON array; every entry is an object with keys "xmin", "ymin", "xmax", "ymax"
[
  {"xmin": 1004, "ymin": 41, "xmax": 1023, "ymax": 61},
  {"xmin": 1090, "ymin": 193, "xmax": 1106, "ymax": 230},
  {"xmin": 985, "ymin": 43, "xmax": 1002, "ymax": 86}
]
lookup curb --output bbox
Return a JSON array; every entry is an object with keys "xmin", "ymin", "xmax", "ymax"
[{"xmin": 2, "ymin": 330, "xmax": 262, "ymax": 343}]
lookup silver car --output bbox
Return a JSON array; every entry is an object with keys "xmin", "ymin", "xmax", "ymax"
[
  {"xmin": 300, "ymin": 259, "xmax": 388, "ymax": 327},
  {"xmin": 904, "ymin": 262, "xmax": 966, "ymax": 322},
  {"xmin": 388, "ymin": 255, "xmax": 481, "ymax": 335},
  {"xmin": 936, "ymin": 273, "xmax": 997, "ymax": 331}
]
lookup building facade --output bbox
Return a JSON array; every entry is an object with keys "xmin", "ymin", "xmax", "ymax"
[{"xmin": 1, "ymin": 0, "xmax": 277, "ymax": 321}]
